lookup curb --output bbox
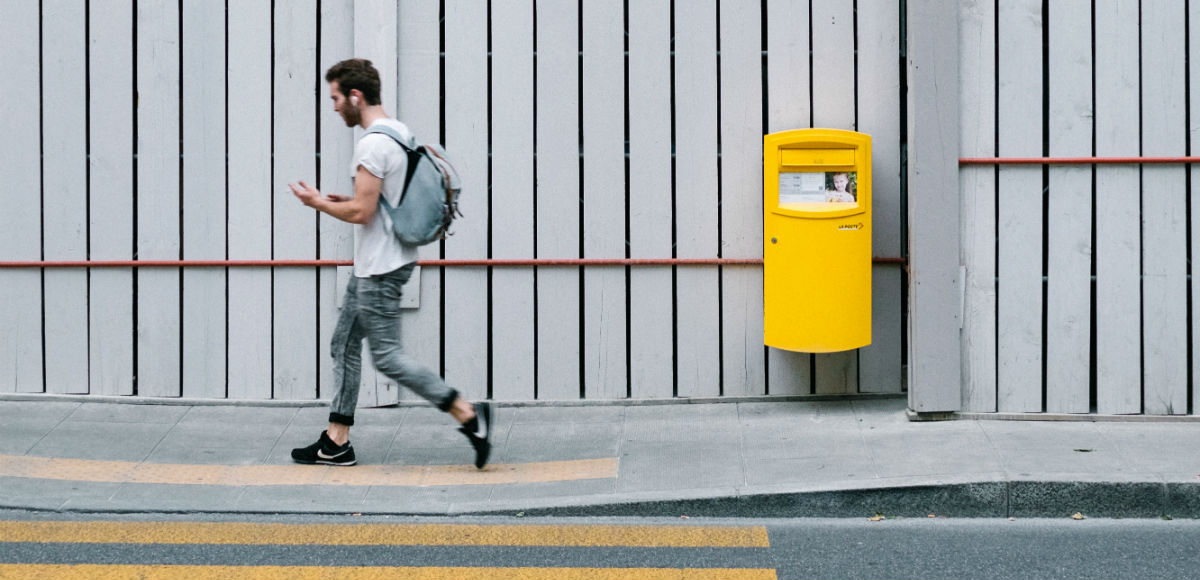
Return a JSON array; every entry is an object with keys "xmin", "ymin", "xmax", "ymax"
[
  {"xmin": 503, "ymin": 481, "xmax": 1200, "ymax": 519},
  {"xmin": 3, "ymin": 481, "xmax": 1198, "ymax": 520},
  {"xmin": 908, "ymin": 408, "xmax": 1200, "ymax": 423}
]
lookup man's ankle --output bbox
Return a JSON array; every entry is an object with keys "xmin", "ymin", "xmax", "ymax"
[
  {"xmin": 448, "ymin": 397, "xmax": 476, "ymax": 424},
  {"xmin": 326, "ymin": 425, "xmax": 351, "ymax": 446}
]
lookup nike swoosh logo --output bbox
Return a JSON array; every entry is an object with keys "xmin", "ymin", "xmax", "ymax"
[{"xmin": 317, "ymin": 448, "xmax": 348, "ymax": 460}]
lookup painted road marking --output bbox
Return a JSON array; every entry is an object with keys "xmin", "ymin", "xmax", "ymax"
[
  {"xmin": 0, "ymin": 521, "xmax": 770, "ymax": 548},
  {"xmin": 0, "ymin": 453, "xmax": 616, "ymax": 486},
  {"xmin": 0, "ymin": 564, "xmax": 778, "ymax": 580}
]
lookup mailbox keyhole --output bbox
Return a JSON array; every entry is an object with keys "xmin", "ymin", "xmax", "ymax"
[{"xmin": 771, "ymin": 237, "xmax": 777, "ymax": 244}]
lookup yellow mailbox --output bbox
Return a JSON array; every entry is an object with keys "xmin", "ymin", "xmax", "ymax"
[{"xmin": 763, "ymin": 128, "xmax": 871, "ymax": 352}]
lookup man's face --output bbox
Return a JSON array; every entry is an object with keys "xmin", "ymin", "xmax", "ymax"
[{"xmin": 330, "ymin": 81, "xmax": 360, "ymax": 128}]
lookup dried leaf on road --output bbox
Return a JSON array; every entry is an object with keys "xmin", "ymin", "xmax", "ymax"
[{"xmin": 1072, "ymin": 512, "xmax": 1085, "ymax": 520}]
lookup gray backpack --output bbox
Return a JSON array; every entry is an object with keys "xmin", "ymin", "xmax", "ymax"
[{"xmin": 365, "ymin": 124, "xmax": 462, "ymax": 246}]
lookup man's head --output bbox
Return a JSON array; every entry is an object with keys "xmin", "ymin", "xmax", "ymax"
[{"xmin": 325, "ymin": 58, "xmax": 382, "ymax": 127}]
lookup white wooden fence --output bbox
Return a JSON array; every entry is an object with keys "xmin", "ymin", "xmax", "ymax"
[
  {"xmin": 0, "ymin": 0, "xmax": 904, "ymax": 404},
  {"xmin": 960, "ymin": 0, "xmax": 1199, "ymax": 415}
]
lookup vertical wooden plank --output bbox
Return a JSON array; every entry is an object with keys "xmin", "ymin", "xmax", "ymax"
[
  {"xmin": 764, "ymin": 0, "xmax": 812, "ymax": 395},
  {"xmin": 491, "ymin": 0, "xmax": 536, "ymax": 400},
  {"xmin": 959, "ymin": 0, "xmax": 996, "ymax": 412},
  {"xmin": 628, "ymin": 0, "xmax": 674, "ymax": 398},
  {"xmin": 88, "ymin": 0, "xmax": 135, "ymax": 396},
  {"xmin": 1140, "ymin": 2, "xmax": 1187, "ymax": 415},
  {"xmin": 720, "ymin": 0, "xmax": 767, "ymax": 396},
  {"xmin": 1191, "ymin": 0, "xmax": 1200, "ymax": 416},
  {"xmin": 227, "ymin": 0, "xmax": 273, "ymax": 400},
  {"xmin": 443, "ymin": 0, "xmax": 490, "ymax": 402},
  {"xmin": 182, "ymin": 0, "xmax": 227, "ymax": 399},
  {"xmin": 995, "ymin": 0, "xmax": 1043, "ymax": 412},
  {"xmin": 857, "ymin": 0, "xmax": 902, "ymax": 393},
  {"xmin": 906, "ymin": 0, "xmax": 962, "ymax": 412},
  {"xmin": 319, "ymin": 0, "xmax": 355, "ymax": 403},
  {"xmin": 137, "ymin": 0, "xmax": 182, "ymax": 397},
  {"xmin": 536, "ymin": 0, "xmax": 582, "ymax": 400},
  {"xmin": 855, "ymin": 4, "xmax": 895, "ymax": 389},
  {"xmin": 1046, "ymin": 0, "xmax": 1092, "ymax": 413},
  {"xmin": 1094, "ymin": 0, "xmax": 1141, "ymax": 414},
  {"xmin": 674, "ymin": 0, "xmax": 721, "ymax": 397},
  {"xmin": 863, "ymin": 268, "xmax": 902, "ymax": 390},
  {"xmin": 397, "ymin": 0, "xmax": 444, "ymax": 401},
  {"xmin": 352, "ymin": 0, "xmax": 400, "ymax": 407},
  {"xmin": 273, "ymin": 0, "xmax": 318, "ymax": 400},
  {"xmin": 766, "ymin": 0, "xmax": 811, "ymax": 131},
  {"xmin": 0, "ymin": 0, "xmax": 44, "ymax": 393},
  {"xmin": 810, "ymin": 0, "xmax": 858, "ymax": 394},
  {"xmin": 810, "ymin": 0, "xmax": 854, "ymax": 130},
  {"xmin": 41, "ymin": 0, "xmax": 89, "ymax": 394},
  {"xmin": 582, "ymin": 0, "xmax": 628, "ymax": 400}
]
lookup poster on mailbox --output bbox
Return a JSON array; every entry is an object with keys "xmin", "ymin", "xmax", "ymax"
[{"xmin": 778, "ymin": 171, "xmax": 858, "ymax": 205}]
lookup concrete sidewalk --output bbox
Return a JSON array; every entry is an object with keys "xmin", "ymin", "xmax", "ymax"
[{"xmin": 1, "ymin": 396, "xmax": 1198, "ymax": 518}]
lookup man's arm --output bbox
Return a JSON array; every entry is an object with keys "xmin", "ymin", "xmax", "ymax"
[{"xmin": 288, "ymin": 165, "xmax": 382, "ymax": 225}]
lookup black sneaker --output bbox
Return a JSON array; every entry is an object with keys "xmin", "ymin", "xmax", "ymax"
[
  {"xmin": 291, "ymin": 431, "xmax": 357, "ymax": 466},
  {"xmin": 459, "ymin": 401, "xmax": 494, "ymax": 469}
]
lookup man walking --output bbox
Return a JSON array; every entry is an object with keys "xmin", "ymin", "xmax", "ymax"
[{"xmin": 287, "ymin": 58, "xmax": 492, "ymax": 469}]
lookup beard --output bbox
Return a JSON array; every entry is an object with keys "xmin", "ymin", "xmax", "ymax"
[{"xmin": 341, "ymin": 103, "xmax": 362, "ymax": 127}]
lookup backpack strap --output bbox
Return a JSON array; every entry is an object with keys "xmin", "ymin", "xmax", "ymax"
[{"xmin": 363, "ymin": 124, "xmax": 422, "ymax": 209}]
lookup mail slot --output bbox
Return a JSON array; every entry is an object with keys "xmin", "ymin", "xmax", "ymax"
[
  {"xmin": 763, "ymin": 128, "xmax": 872, "ymax": 353},
  {"xmin": 780, "ymin": 148, "xmax": 855, "ymax": 168}
]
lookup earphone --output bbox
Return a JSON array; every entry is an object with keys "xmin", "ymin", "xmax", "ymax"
[{"xmin": 351, "ymin": 96, "xmax": 358, "ymax": 105}]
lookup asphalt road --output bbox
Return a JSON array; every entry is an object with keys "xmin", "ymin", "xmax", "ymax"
[{"xmin": 0, "ymin": 511, "xmax": 1197, "ymax": 579}]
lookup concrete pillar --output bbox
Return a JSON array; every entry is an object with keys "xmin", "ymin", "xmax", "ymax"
[{"xmin": 905, "ymin": 0, "xmax": 962, "ymax": 414}]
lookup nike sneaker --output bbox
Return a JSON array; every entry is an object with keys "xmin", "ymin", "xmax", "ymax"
[
  {"xmin": 291, "ymin": 431, "xmax": 357, "ymax": 466},
  {"xmin": 459, "ymin": 401, "xmax": 494, "ymax": 469}
]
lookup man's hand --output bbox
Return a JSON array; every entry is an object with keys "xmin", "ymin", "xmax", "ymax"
[
  {"xmin": 287, "ymin": 167, "xmax": 376, "ymax": 225},
  {"xmin": 288, "ymin": 181, "xmax": 322, "ymax": 207}
]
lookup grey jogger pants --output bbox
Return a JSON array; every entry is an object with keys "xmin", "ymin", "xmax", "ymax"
[{"xmin": 328, "ymin": 263, "xmax": 457, "ymax": 425}]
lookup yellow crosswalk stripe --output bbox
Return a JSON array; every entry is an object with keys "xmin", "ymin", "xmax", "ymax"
[
  {"xmin": 0, "ymin": 453, "xmax": 617, "ymax": 486},
  {"xmin": 0, "ymin": 564, "xmax": 778, "ymax": 580},
  {"xmin": 0, "ymin": 521, "xmax": 770, "ymax": 548}
]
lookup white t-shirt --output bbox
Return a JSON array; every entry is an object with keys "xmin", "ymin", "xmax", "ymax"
[{"xmin": 351, "ymin": 118, "xmax": 419, "ymax": 277}]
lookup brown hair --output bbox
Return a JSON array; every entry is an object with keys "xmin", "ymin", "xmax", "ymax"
[{"xmin": 325, "ymin": 58, "xmax": 381, "ymax": 105}]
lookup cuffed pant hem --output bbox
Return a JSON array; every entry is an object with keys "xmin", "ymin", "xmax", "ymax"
[
  {"xmin": 436, "ymin": 388, "xmax": 460, "ymax": 412},
  {"xmin": 328, "ymin": 412, "xmax": 355, "ymax": 426}
]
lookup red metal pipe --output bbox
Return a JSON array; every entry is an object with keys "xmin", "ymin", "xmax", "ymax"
[
  {"xmin": 422, "ymin": 258, "xmax": 767, "ymax": 267},
  {"xmin": 960, "ymin": 156, "xmax": 1200, "ymax": 165},
  {"xmin": 0, "ymin": 257, "xmax": 906, "ymax": 268}
]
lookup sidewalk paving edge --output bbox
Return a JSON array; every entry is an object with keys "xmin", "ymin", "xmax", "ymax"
[{"xmin": 3, "ymin": 478, "xmax": 1198, "ymax": 520}]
